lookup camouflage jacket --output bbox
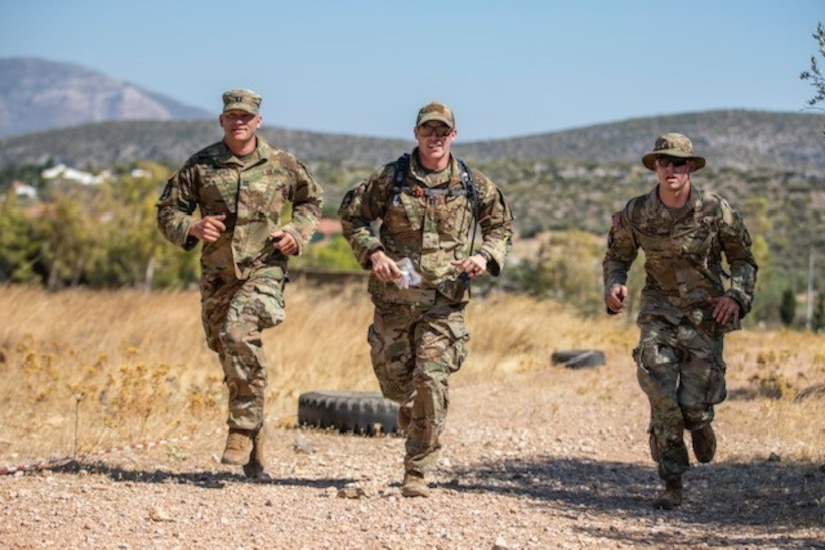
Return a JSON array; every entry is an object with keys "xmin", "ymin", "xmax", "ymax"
[
  {"xmin": 603, "ymin": 185, "xmax": 757, "ymax": 327},
  {"xmin": 156, "ymin": 137, "xmax": 323, "ymax": 280},
  {"xmin": 338, "ymin": 150, "xmax": 514, "ymax": 303}
]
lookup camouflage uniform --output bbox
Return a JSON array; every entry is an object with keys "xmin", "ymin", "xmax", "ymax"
[
  {"xmin": 338, "ymin": 149, "xmax": 513, "ymax": 476},
  {"xmin": 156, "ymin": 135, "xmax": 323, "ymax": 432},
  {"xmin": 603, "ymin": 184, "xmax": 757, "ymax": 482}
]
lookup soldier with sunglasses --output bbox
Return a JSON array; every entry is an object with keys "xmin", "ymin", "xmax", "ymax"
[
  {"xmin": 603, "ymin": 133, "xmax": 757, "ymax": 509},
  {"xmin": 338, "ymin": 101, "xmax": 514, "ymax": 497}
]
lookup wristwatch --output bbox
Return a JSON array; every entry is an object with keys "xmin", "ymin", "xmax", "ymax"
[{"xmin": 477, "ymin": 249, "xmax": 492, "ymax": 262}]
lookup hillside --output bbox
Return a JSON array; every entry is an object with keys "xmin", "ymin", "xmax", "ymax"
[
  {"xmin": 461, "ymin": 110, "xmax": 825, "ymax": 173},
  {"xmin": 0, "ymin": 120, "xmax": 412, "ymax": 171},
  {"xmin": 0, "ymin": 58, "xmax": 211, "ymax": 138},
  {"xmin": 1, "ymin": 110, "xmax": 823, "ymax": 174}
]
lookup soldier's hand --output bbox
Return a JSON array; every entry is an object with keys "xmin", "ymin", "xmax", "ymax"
[
  {"xmin": 709, "ymin": 296, "xmax": 740, "ymax": 325},
  {"xmin": 189, "ymin": 214, "xmax": 227, "ymax": 243},
  {"xmin": 450, "ymin": 254, "xmax": 487, "ymax": 280},
  {"xmin": 270, "ymin": 230, "xmax": 298, "ymax": 255},
  {"xmin": 605, "ymin": 284, "xmax": 628, "ymax": 314},
  {"xmin": 370, "ymin": 250, "xmax": 401, "ymax": 282}
]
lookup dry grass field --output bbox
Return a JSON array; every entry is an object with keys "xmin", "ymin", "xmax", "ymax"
[{"xmin": 1, "ymin": 283, "xmax": 823, "ymax": 548}]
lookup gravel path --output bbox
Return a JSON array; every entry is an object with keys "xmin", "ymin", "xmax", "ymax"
[{"xmin": 2, "ymin": 353, "xmax": 824, "ymax": 549}]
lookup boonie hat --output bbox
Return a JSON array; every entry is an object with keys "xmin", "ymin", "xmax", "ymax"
[
  {"xmin": 416, "ymin": 101, "xmax": 455, "ymax": 129},
  {"xmin": 222, "ymin": 89, "xmax": 262, "ymax": 115},
  {"xmin": 642, "ymin": 133, "xmax": 706, "ymax": 171}
]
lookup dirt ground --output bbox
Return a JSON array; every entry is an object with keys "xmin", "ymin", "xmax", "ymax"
[{"xmin": 2, "ymin": 350, "xmax": 824, "ymax": 549}]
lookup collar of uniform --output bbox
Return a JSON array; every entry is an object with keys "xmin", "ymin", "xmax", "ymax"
[
  {"xmin": 217, "ymin": 136, "xmax": 271, "ymax": 168},
  {"xmin": 409, "ymin": 148, "xmax": 455, "ymax": 188},
  {"xmin": 649, "ymin": 184, "xmax": 707, "ymax": 219}
]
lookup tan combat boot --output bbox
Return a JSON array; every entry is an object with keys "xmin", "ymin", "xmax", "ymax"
[
  {"xmin": 401, "ymin": 471, "xmax": 430, "ymax": 498},
  {"xmin": 652, "ymin": 476, "xmax": 683, "ymax": 510},
  {"xmin": 243, "ymin": 426, "xmax": 267, "ymax": 479},
  {"xmin": 691, "ymin": 423, "xmax": 716, "ymax": 463},
  {"xmin": 221, "ymin": 428, "xmax": 253, "ymax": 466}
]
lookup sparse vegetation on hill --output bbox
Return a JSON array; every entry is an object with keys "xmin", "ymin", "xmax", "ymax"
[{"xmin": 1, "ymin": 110, "xmax": 824, "ymax": 173}]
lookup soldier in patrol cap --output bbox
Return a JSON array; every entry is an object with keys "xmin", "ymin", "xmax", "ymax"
[
  {"xmin": 338, "ymin": 101, "xmax": 514, "ymax": 497},
  {"xmin": 156, "ymin": 89, "xmax": 323, "ymax": 478},
  {"xmin": 603, "ymin": 133, "xmax": 757, "ymax": 509}
]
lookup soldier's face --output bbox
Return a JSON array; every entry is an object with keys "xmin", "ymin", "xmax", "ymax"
[
  {"xmin": 655, "ymin": 156, "xmax": 693, "ymax": 192},
  {"xmin": 415, "ymin": 123, "xmax": 455, "ymax": 167},
  {"xmin": 220, "ymin": 110, "xmax": 261, "ymax": 141}
]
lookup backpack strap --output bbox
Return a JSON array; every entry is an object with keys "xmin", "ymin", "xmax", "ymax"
[
  {"xmin": 392, "ymin": 153, "xmax": 477, "ymax": 215},
  {"xmin": 456, "ymin": 157, "xmax": 477, "ymax": 216},
  {"xmin": 393, "ymin": 153, "xmax": 410, "ymax": 188}
]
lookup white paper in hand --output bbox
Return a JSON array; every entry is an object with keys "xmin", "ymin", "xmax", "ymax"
[{"xmin": 394, "ymin": 257, "xmax": 422, "ymax": 289}]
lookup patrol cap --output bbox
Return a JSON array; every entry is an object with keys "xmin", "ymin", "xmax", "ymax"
[
  {"xmin": 416, "ymin": 101, "xmax": 455, "ymax": 129},
  {"xmin": 222, "ymin": 89, "xmax": 262, "ymax": 115},
  {"xmin": 642, "ymin": 133, "xmax": 706, "ymax": 171}
]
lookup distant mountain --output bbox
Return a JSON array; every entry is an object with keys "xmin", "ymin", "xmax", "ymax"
[
  {"xmin": 0, "ymin": 57, "xmax": 212, "ymax": 138},
  {"xmin": 0, "ymin": 56, "xmax": 823, "ymax": 172}
]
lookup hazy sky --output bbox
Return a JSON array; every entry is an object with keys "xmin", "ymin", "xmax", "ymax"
[{"xmin": 1, "ymin": 0, "xmax": 821, "ymax": 141}]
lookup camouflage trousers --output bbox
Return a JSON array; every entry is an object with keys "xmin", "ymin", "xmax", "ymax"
[
  {"xmin": 368, "ymin": 293, "xmax": 469, "ymax": 475},
  {"xmin": 201, "ymin": 267, "xmax": 286, "ymax": 431},
  {"xmin": 634, "ymin": 315, "xmax": 727, "ymax": 480}
]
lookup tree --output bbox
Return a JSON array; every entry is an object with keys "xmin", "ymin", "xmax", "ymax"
[
  {"xmin": 800, "ymin": 22, "xmax": 825, "ymax": 135},
  {"xmin": 813, "ymin": 290, "xmax": 825, "ymax": 333},
  {"xmin": 86, "ymin": 162, "xmax": 200, "ymax": 290},
  {"xmin": 779, "ymin": 288, "xmax": 797, "ymax": 327},
  {"xmin": 0, "ymin": 191, "xmax": 44, "ymax": 283},
  {"xmin": 507, "ymin": 230, "xmax": 610, "ymax": 315},
  {"xmin": 742, "ymin": 196, "xmax": 783, "ymax": 326},
  {"xmin": 39, "ymin": 188, "xmax": 98, "ymax": 290}
]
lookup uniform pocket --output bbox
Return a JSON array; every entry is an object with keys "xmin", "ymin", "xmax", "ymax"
[
  {"xmin": 706, "ymin": 361, "xmax": 727, "ymax": 404},
  {"xmin": 444, "ymin": 319, "xmax": 470, "ymax": 373}
]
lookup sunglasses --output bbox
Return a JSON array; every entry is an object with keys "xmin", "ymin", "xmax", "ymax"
[
  {"xmin": 418, "ymin": 124, "xmax": 452, "ymax": 137},
  {"xmin": 656, "ymin": 156, "xmax": 690, "ymax": 168}
]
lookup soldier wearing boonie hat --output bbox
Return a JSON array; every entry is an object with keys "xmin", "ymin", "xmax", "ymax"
[
  {"xmin": 338, "ymin": 101, "xmax": 514, "ymax": 498},
  {"xmin": 641, "ymin": 133, "xmax": 706, "ymax": 171},
  {"xmin": 156, "ymin": 88, "xmax": 323, "ymax": 479},
  {"xmin": 603, "ymin": 132, "xmax": 757, "ymax": 511}
]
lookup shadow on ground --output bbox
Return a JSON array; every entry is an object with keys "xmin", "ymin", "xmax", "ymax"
[
  {"xmin": 51, "ymin": 459, "xmax": 354, "ymax": 490},
  {"xmin": 443, "ymin": 455, "xmax": 825, "ymax": 547},
  {"xmin": 38, "ymin": 451, "xmax": 825, "ymax": 547}
]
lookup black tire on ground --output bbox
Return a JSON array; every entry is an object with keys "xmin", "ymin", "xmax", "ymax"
[
  {"xmin": 794, "ymin": 382, "xmax": 825, "ymax": 402},
  {"xmin": 551, "ymin": 349, "xmax": 606, "ymax": 368},
  {"xmin": 297, "ymin": 391, "xmax": 400, "ymax": 436}
]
